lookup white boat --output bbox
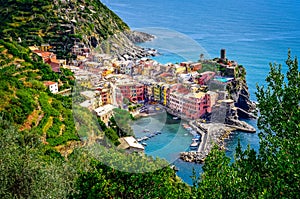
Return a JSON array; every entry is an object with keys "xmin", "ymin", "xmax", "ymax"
[
  {"xmin": 173, "ymin": 117, "xmax": 179, "ymax": 120},
  {"xmin": 142, "ymin": 142, "xmax": 147, "ymax": 146},
  {"xmin": 140, "ymin": 136, "xmax": 149, "ymax": 140},
  {"xmin": 170, "ymin": 165, "xmax": 179, "ymax": 171},
  {"xmin": 190, "ymin": 140, "xmax": 199, "ymax": 148}
]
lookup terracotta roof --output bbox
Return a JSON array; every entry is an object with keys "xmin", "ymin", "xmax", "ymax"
[{"xmin": 44, "ymin": 81, "xmax": 57, "ymax": 86}]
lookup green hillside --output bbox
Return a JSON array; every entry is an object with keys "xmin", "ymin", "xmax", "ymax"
[
  {"xmin": 0, "ymin": 40, "xmax": 86, "ymax": 148},
  {"xmin": 0, "ymin": 1, "xmax": 193, "ymax": 198},
  {"xmin": 0, "ymin": 0, "xmax": 129, "ymax": 58}
]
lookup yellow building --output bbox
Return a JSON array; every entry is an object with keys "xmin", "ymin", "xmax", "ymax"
[
  {"xmin": 174, "ymin": 65, "xmax": 186, "ymax": 74},
  {"xmin": 161, "ymin": 84, "xmax": 170, "ymax": 106},
  {"xmin": 153, "ymin": 83, "xmax": 161, "ymax": 102}
]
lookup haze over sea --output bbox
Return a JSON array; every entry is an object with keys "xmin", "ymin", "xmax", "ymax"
[{"xmin": 103, "ymin": 0, "xmax": 300, "ymax": 184}]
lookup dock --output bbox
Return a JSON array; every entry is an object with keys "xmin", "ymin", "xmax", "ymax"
[{"xmin": 180, "ymin": 121, "xmax": 236, "ymax": 163}]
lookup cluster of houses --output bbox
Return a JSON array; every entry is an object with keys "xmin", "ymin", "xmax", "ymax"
[
  {"xmin": 68, "ymin": 48, "xmax": 239, "ymax": 122},
  {"xmin": 30, "ymin": 44, "xmax": 239, "ymax": 152}
]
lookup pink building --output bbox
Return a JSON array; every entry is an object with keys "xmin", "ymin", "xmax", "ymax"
[
  {"xmin": 196, "ymin": 71, "xmax": 216, "ymax": 85},
  {"xmin": 115, "ymin": 79, "xmax": 145, "ymax": 104},
  {"xmin": 169, "ymin": 88, "xmax": 211, "ymax": 120},
  {"xmin": 182, "ymin": 92, "xmax": 211, "ymax": 119}
]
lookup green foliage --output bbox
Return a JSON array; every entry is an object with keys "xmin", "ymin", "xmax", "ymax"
[
  {"xmin": 254, "ymin": 50, "xmax": 300, "ymax": 197},
  {"xmin": 0, "ymin": 0, "xmax": 130, "ymax": 58},
  {"xmin": 195, "ymin": 145, "xmax": 238, "ymax": 198},
  {"xmin": 110, "ymin": 108, "xmax": 134, "ymax": 137},
  {"xmin": 195, "ymin": 51, "xmax": 300, "ymax": 198},
  {"xmin": 4, "ymin": 88, "xmax": 36, "ymax": 124},
  {"xmin": 104, "ymin": 128, "xmax": 120, "ymax": 146},
  {"xmin": 0, "ymin": 118, "xmax": 76, "ymax": 198},
  {"xmin": 70, "ymin": 145, "xmax": 191, "ymax": 199},
  {"xmin": 0, "ymin": 40, "xmax": 78, "ymax": 146},
  {"xmin": 73, "ymin": 105, "xmax": 103, "ymax": 140}
]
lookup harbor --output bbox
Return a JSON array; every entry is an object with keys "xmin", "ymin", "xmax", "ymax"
[
  {"xmin": 132, "ymin": 104, "xmax": 256, "ymax": 164},
  {"xmin": 131, "ymin": 109, "xmax": 258, "ymax": 184}
]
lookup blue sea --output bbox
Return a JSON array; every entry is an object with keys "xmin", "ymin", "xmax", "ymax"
[{"xmin": 103, "ymin": 0, "xmax": 300, "ymax": 185}]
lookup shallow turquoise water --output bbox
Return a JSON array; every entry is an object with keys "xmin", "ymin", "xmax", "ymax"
[{"xmin": 132, "ymin": 113, "xmax": 203, "ymax": 185}]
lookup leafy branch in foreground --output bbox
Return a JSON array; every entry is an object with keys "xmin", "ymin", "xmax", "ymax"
[{"xmin": 195, "ymin": 50, "xmax": 300, "ymax": 198}]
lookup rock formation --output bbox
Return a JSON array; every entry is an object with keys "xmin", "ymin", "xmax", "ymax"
[{"xmin": 226, "ymin": 66, "xmax": 257, "ymax": 118}]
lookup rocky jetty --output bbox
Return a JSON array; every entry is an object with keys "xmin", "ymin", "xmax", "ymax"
[
  {"xmin": 180, "ymin": 151, "xmax": 206, "ymax": 163},
  {"xmin": 180, "ymin": 122, "xmax": 233, "ymax": 163},
  {"xmin": 225, "ymin": 118, "xmax": 256, "ymax": 132}
]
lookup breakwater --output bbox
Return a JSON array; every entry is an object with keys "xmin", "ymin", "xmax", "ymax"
[{"xmin": 180, "ymin": 120, "xmax": 255, "ymax": 163}]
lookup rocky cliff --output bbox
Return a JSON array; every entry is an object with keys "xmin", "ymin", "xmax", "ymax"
[
  {"xmin": 0, "ymin": 0, "xmax": 153, "ymax": 59},
  {"xmin": 226, "ymin": 65, "xmax": 256, "ymax": 118}
]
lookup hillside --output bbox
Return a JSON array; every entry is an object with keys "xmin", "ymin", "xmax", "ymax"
[
  {"xmin": 0, "ymin": 40, "xmax": 105, "ymax": 152},
  {"xmin": 0, "ymin": 0, "xmax": 150, "ymax": 59}
]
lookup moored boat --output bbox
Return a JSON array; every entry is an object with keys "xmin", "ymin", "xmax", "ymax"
[
  {"xmin": 142, "ymin": 142, "xmax": 147, "ymax": 146},
  {"xmin": 190, "ymin": 140, "xmax": 199, "ymax": 149}
]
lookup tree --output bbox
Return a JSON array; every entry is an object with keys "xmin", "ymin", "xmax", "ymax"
[
  {"xmin": 0, "ymin": 117, "xmax": 76, "ymax": 198},
  {"xmin": 255, "ymin": 50, "xmax": 300, "ymax": 197},
  {"xmin": 71, "ymin": 147, "xmax": 191, "ymax": 199},
  {"xmin": 195, "ymin": 51, "xmax": 300, "ymax": 198},
  {"xmin": 110, "ymin": 108, "xmax": 134, "ymax": 137}
]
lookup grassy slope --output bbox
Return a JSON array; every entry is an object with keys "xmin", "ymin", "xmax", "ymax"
[
  {"xmin": 0, "ymin": 40, "xmax": 85, "ymax": 149},
  {"xmin": 0, "ymin": 0, "xmax": 129, "ymax": 58}
]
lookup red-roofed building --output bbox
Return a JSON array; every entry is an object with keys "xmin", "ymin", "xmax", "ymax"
[
  {"xmin": 33, "ymin": 50, "xmax": 61, "ymax": 73},
  {"xmin": 44, "ymin": 81, "xmax": 58, "ymax": 93}
]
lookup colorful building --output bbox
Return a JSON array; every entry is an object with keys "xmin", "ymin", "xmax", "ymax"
[
  {"xmin": 169, "ymin": 85, "xmax": 211, "ymax": 120},
  {"xmin": 153, "ymin": 82, "xmax": 162, "ymax": 102},
  {"xmin": 33, "ymin": 50, "xmax": 60, "ymax": 73},
  {"xmin": 114, "ymin": 79, "xmax": 145, "ymax": 104},
  {"xmin": 94, "ymin": 104, "xmax": 116, "ymax": 126},
  {"xmin": 160, "ymin": 83, "xmax": 171, "ymax": 106},
  {"xmin": 196, "ymin": 71, "xmax": 216, "ymax": 85},
  {"xmin": 96, "ymin": 87, "xmax": 112, "ymax": 105}
]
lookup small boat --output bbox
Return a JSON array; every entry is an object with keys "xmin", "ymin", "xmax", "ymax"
[
  {"xmin": 186, "ymin": 127, "xmax": 192, "ymax": 131},
  {"xmin": 190, "ymin": 140, "xmax": 199, "ymax": 148},
  {"xmin": 170, "ymin": 165, "xmax": 179, "ymax": 171},
  {"xmin": 148, "ymin": 133, "xmax": 155, "ymax": 138},
  {"xmin": 143, "ymin": 129, "xmax": 150, "ymax": 133},
  {"xmin": 173, "ymin": 117, "xmax": 179, "ymax": 120},
  {"xmin": 141, "ymin": 136, "xmax": 149, "ymax": 140},
  {"xmin": 193, "ymin": 134, "xmax": 201, "ymax": 141},
  {"xmin": 142, "ymin": 142, "xmax": 147, "ymax": 146}
]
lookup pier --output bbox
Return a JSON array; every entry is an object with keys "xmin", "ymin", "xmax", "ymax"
[{"xmin": 180, "ymin": 121, "xmax": 239, "ymax": 163}]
